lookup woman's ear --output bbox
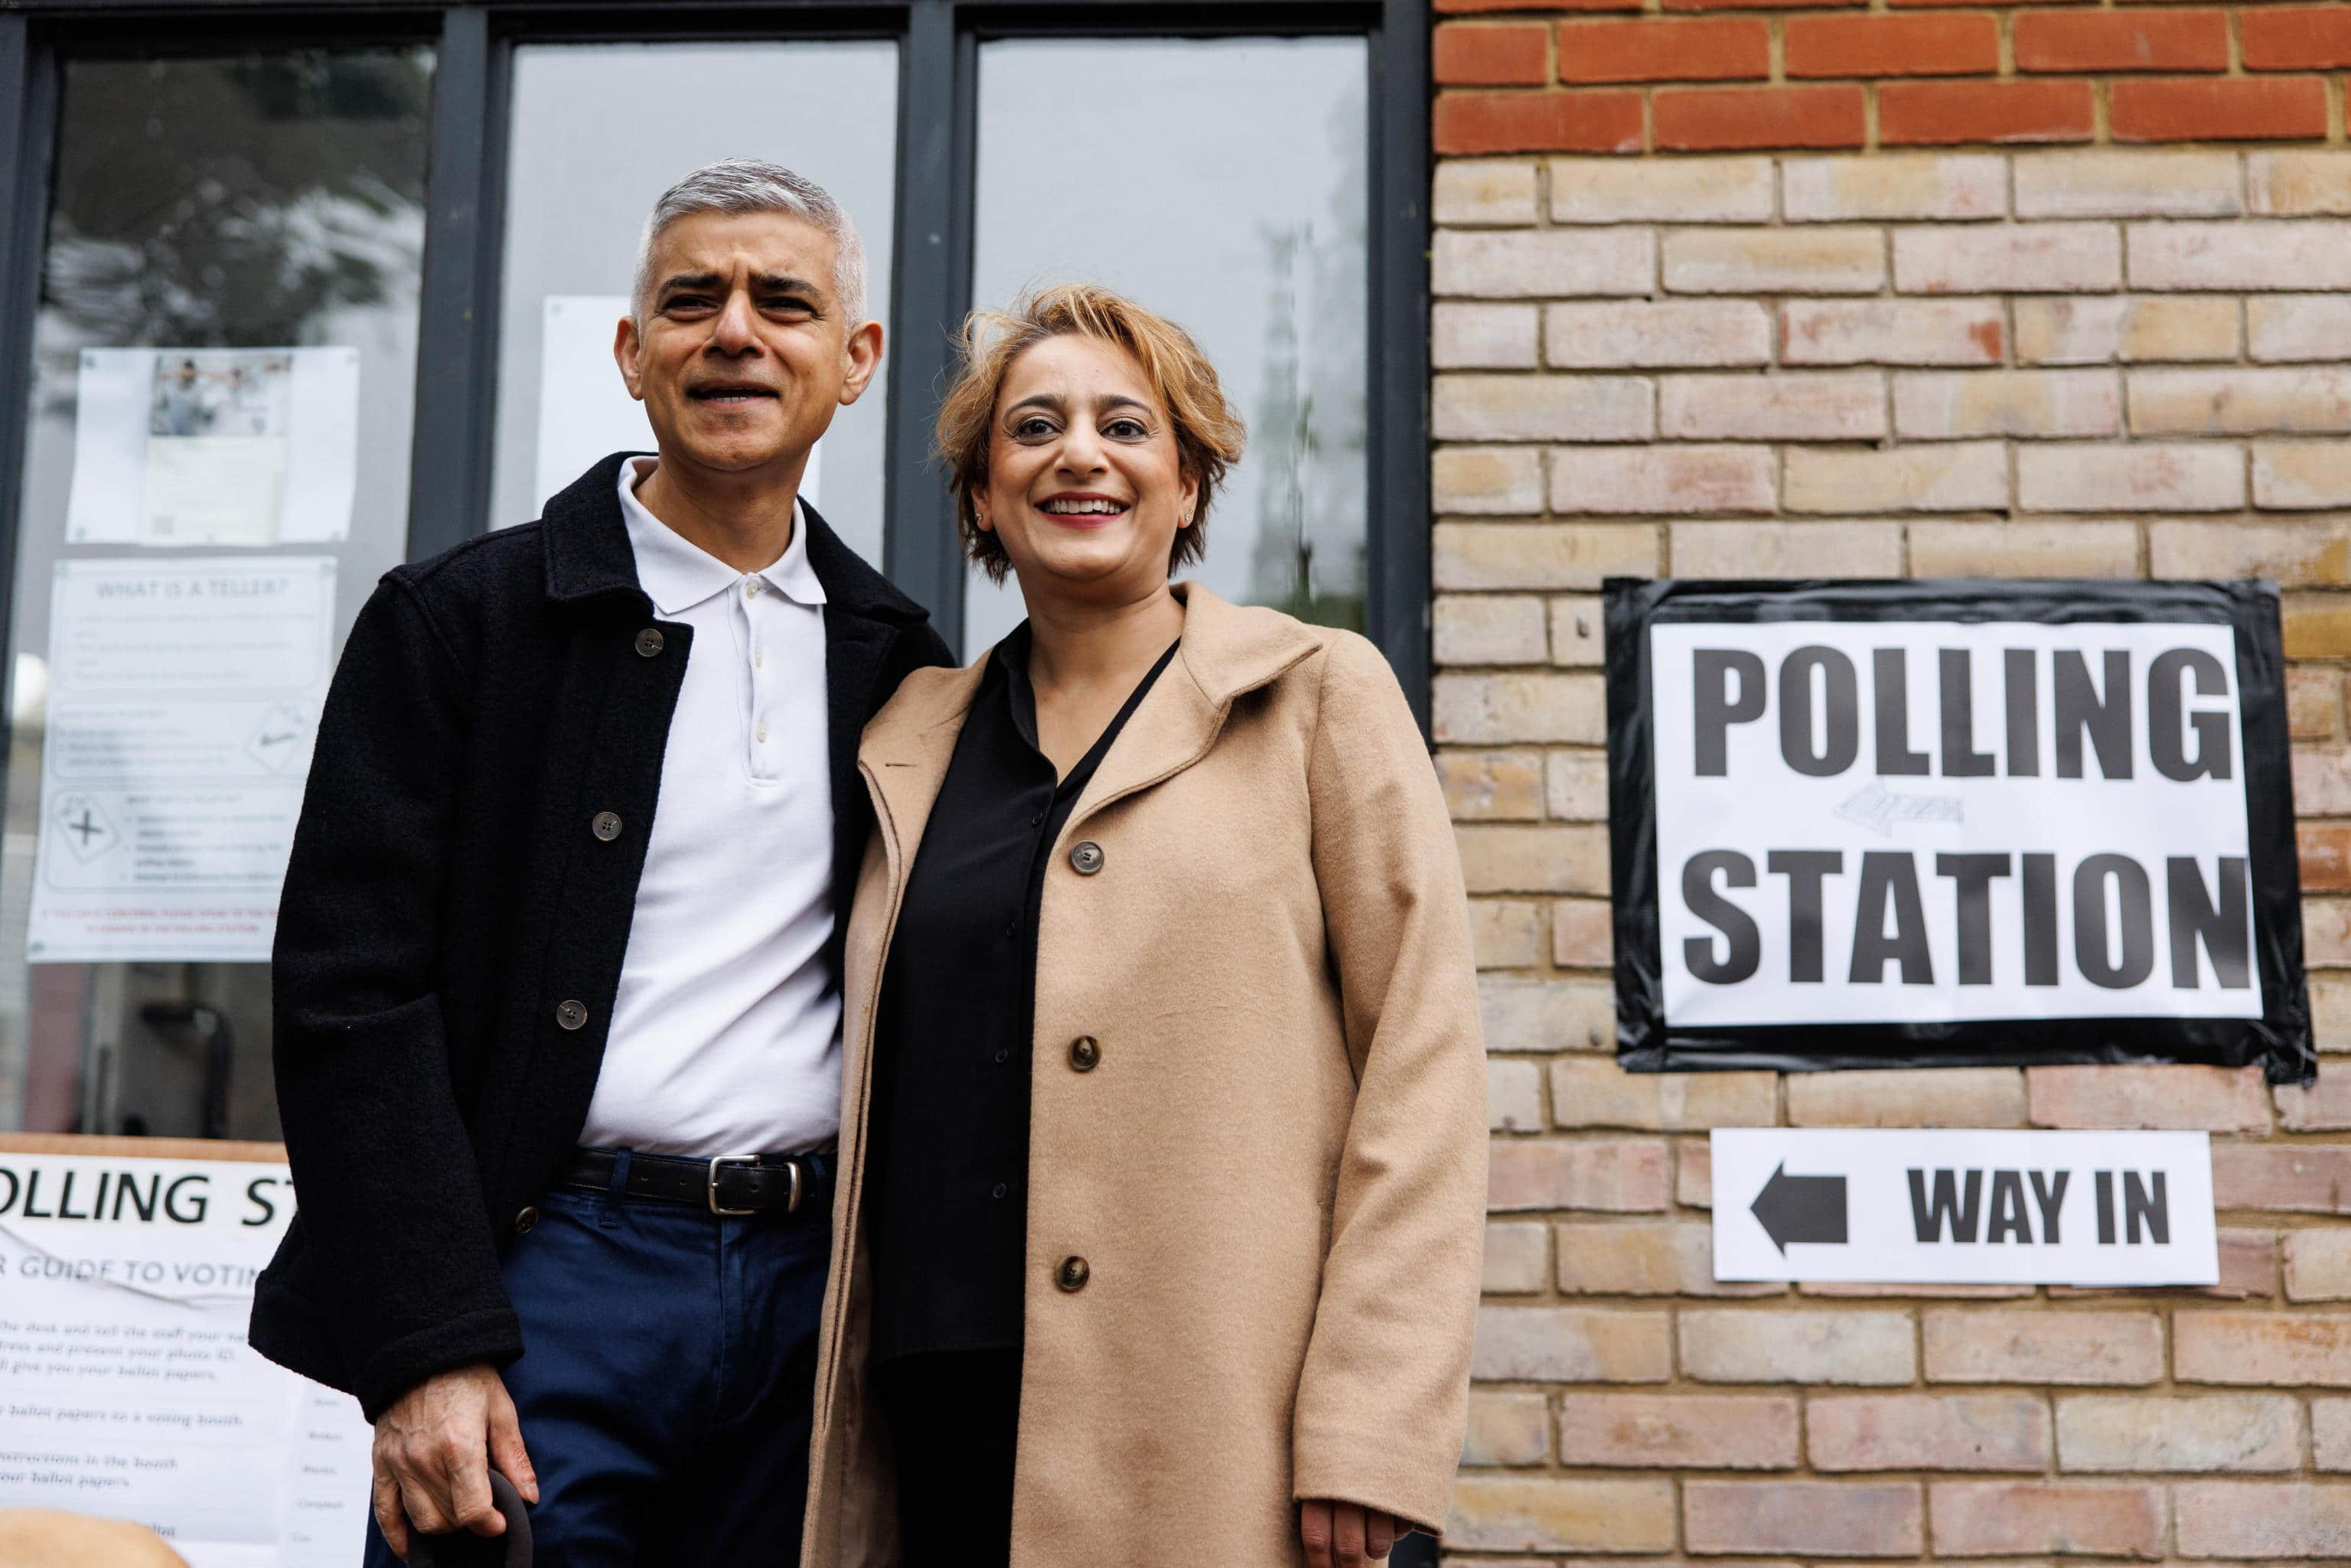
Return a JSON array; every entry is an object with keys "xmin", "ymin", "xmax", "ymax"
[{"xmin": 1178, "ymin": 468, "xmax": 1201, "ymax": 528}]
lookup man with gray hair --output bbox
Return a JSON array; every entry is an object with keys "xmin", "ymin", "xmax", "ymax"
[{"xmin": 249, "ymin": 158, "xmax": 951, "ymax": 1565}]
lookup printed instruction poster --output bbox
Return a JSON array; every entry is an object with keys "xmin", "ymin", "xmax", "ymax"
[
  {"xmin": 64, "ymin": 348, "xmax": 361, "ymax": 547},
  {"xmin": 0, "ymin": 1149, "xmax": 372, "ymax": 1565},
  {"xmin": 27, "ymin": 556, "xmax": 337, "ymax": 964}
]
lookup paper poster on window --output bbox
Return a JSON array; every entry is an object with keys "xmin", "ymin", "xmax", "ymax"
[
  {"xmin": 1605, "ymin": 579, "xmax": 2312, "ymax": 1084},
  {"xmin": 64, "ymin": 348, "xmax": 360, "ymax": 547},
  {"xmin": 0, "ymin": 1146, "xmax": 372, "ymax": 1565},
  {"xmin": 534, "ymin": 294, "xmax": 818, "ymax": 514},
  {"xmin": 27, "ymin": 556, "xmax": 337, "ymax": 963}
]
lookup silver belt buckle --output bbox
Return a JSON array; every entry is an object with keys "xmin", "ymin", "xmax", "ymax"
[{"xmin": 708, "ymin": 1152, "xmax": 761, "ymax": 1216}]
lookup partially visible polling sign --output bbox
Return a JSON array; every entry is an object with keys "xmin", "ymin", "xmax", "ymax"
[
  {"xmin": 1712, "ymin": 1127, "xmax": 2218, "ymax": 1285},
  {"xmin": 1606, "ymin": 579, "xmax": 2313, "ymax": 1082}
]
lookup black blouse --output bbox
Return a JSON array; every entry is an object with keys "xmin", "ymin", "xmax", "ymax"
[{"xmin": 866, "ymin": 624, "xmax": 1179, "ymax": 1364}]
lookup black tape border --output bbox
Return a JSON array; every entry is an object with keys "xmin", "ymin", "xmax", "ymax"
[{"xmin": 1605, "ymin": 577, "xmax": 2314, "ymax": 1086}]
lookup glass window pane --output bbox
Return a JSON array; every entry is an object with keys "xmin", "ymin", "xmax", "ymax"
[
  {"xmin": 3, "ymin": 49, "xmax": 435, "ymax": 1137},
  {"xmin": 491, "ymin": 42, "xmax": 899, "ymax": 563},
  {"xmin": 966, "ymin": 37, "xmax": 1369, "ymax": 657}
]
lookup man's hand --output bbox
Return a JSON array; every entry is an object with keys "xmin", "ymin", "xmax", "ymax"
[
  {"xmin": 1300, "ymin": 1499, "xmax": 1405, "ymax": 1567},
  {"xmin": 370, "ymin": 1363, "xmax": 539, "ymax": 1562}
]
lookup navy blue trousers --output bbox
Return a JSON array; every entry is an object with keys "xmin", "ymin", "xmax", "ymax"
[{"xmin": 361, "ymin": 1172, "xmax": 829, "ymax": 1567}]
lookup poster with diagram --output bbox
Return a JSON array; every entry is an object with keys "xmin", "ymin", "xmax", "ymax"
[{"xmin": 26, "ymin": 556, "xmax": 337, "ymax": 963}]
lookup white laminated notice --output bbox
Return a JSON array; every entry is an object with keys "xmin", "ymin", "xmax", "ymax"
[
  {"xmin": 0, "ymin": 1148, "xmax": 372, "ymax": 1566},
  {"xmin": 27, "ymin": 556, "xmax": 337, "ymax": 963},
  {"xmin": 64, "ymin": 348, "xmax": 360, "ymax": 548}
]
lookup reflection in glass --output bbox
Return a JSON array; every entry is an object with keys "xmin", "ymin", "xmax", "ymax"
[
  {"xmin": 491, "ymin": 44, "xmax": 899, "ymax": 562},
  {"xmin": 966, "ymin": 37, "xmax": 1369, "ymax": 657},
  {"xmin": 4, "ymin": 50, "xmax": 434, "ymax": 1136}
]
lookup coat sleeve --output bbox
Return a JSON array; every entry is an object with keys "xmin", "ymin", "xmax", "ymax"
[
  {"xmin": 1290, "ymin": 632, "xmax": 1488, "ymax": 1537},
  {"xmin": 267, "ymin": 575, "xmax": 523, "ymax": 1419}
]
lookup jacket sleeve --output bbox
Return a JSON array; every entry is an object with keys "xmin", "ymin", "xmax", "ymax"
[
  {"xmin": 1290, "ymin": 633, "xmax": 1489, "ymax": 1537},
  {"xmin": 269, "ymin": 575, "xmax": 523, "ymax": 1419}
]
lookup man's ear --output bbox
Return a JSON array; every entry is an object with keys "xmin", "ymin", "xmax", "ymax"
[
  {"xmin": 838, "ymin": 319, "xmax": 885, "ymax": 406},
  {"xmin": 613, "ymin": 314, "xmax": 647, "ymax": 402}
]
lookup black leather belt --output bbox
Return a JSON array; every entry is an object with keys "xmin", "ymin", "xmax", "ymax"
[{"xmin": 560, "ymin": 1148, "xmax": 833, "ymax": 1216}]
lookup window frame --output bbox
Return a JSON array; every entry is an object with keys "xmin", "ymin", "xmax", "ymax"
[{"xmin": 0, "ymin": 0, "xmax": 1431, "ymax": 731}]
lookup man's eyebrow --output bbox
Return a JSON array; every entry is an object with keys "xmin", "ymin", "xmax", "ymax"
[
  {"xmin": 654, "ymin": 272, "xmax": 722, "ymax": 301},
  {"xmin": 749, "ymin": 272, "xmax": 825, "ymax": 298}
]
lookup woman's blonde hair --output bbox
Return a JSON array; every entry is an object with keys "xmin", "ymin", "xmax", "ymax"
[{"xmin": 934, "ymin": 283, "xmax": 1247, "ymax": 583}]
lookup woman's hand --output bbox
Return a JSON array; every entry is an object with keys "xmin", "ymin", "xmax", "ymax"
[{"xmin": 1299, "ymin": 1499, "xmax": 1404, "ymax": 1566}]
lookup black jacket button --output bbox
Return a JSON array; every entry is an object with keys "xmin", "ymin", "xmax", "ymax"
[
  {"xmin": 1068, "ymin": 841, "xmax": 1104, "ymax": 875},
  {"xmin": 513, "ymin": 1206, "xmax": 539, "ymax": 1236},
  {"xmin": 634, "ymin": 628, "xmax": 666, "ymax": 657},
  {"xmin": 556, "ymin": 999, "xmax": 589, "ymax": 1030},
  {"xmin": 1069, "ymin": 1035, "xmax": 1101, "ymax": 1071},
  {"xmin": 592, "ymin": 811, "xmax": 623, "ymax": 841},
  {"xmin": 1056, "ymin": 1255, "xmax": 1090, "ymax": 1293}
]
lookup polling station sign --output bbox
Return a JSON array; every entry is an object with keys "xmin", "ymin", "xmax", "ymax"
[
  {"xmin": 1711, "ymin": 1128, "xmax": 2219, "ymax": 1285},
  {"xmin": 1606, "ymin": 579, "xmax": 2313, "ymax": 1083}
]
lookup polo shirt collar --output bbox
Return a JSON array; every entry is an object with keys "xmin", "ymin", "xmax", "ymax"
[{"xmin": 618, "ymin": 455, "xmax": 828, "ymax": 616}]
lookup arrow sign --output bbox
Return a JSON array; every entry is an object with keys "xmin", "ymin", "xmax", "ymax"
[{"xmin": 1749, "ymin": 1162, "xmax": 1847, "ymax": 1253}]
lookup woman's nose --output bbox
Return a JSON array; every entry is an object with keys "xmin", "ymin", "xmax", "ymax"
[{"xmin": 1057, "ymin": 425, "xmax": 1107, "ymax": 472}]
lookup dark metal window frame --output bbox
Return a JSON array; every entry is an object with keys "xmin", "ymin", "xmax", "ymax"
[{"xmin": 0, "ymin": 0, "xmax": 1430, "ymax": 725}]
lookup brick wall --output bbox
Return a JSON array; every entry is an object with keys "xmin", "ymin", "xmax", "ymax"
[{"xmin": 1432, "ymin": 5, "xmax": 2351, "ymax": 1557}]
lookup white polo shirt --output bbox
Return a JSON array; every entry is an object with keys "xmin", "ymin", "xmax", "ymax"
[{"xmin": 579, "ymin": 456, "xmax": 840, "ymax": 1156}]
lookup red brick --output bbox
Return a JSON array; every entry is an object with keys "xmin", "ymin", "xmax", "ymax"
[
  {"xmin": 1929, "ymin": 1481, "xmax": 2166, "ymax": 1558},
  {"xmin": 1785, "ymin": 15, "xmax": 2000, "ymax": 78},
  {"xmin": 1557, "ymin": 1393, "xmax": 1799, "ymax": 1469},
  {"xmin": 1436, "ymin": 90, "xmax": 1645, "ymax": 155},
  {"xmin": 2307, "ymin": 823, "xmax": 2351, "ymax": 892},
  {"xmin": 2177, "ymin": 1482, "xmax": 2351, "ymax": 1558},
  {"xmin": 1663, "ymin": 0, "xmax": 1860, "ymax": 13},
  {"xmin": 1684, "ymin": 1481, "xmax": 1922, "ymax": 1556},
  {"xmin": 2279, "ymin": 1073, "xmax": 2351, "ymax": 1132},
  {"xmin": 2014, "ymin": 11, "xmax": 2229, "ymax": 72},
  {"xmin": 1809, "ymin": 1394, "xmax": 2053, "ymax": 1472},
  {"xmin": 1880, "ymin": 80, "xmax": 2096, "ymax": 146},
  {"xmin": 2111, "ymin": 77, "xmax": 2330, "ymax": 142},
  {"xmin": 1441, "ymin": 0, "xmax": 1636, "ymax": 12},
  {"xmin": 2213, "ymin": 1144, "xmax": 2351, "ymax": 1212},
  {"xmin": 1655, "ymin": 86, "xmax": 1865, "ymax": 152},
  {"xmin": 2243, "ymin": 8, "xmax": 2351, "ymax": 70},
  {"xmin": 1436, "ymin": 22, "xmax": 1551, "ymax": 85},
  {"xmin": 1559, "ymin": 18, "xmax": 1769, "ymax": 84},
  {"xmin": 2177, "ymin": 1311, "xmax": 2351, "ymax": 1385}
]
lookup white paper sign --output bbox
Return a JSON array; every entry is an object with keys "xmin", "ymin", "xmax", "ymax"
[
  {"xmin": 1652, "ymin": 621, "xmax": 2258, "ymax": 1028},
  {"xmin": 1710, "ymin": 1127, "xmax": 2219, "ymax": 1284},
  {"xmin": 65, "ymin": 349, "xmax": 360, "ymax": 547},
  {"xmin": 533, "ymin": 294, "xmax": 818, "ymax": 514},
  {"xmin": 27, "ymin": 557, "xmax": 337, "ymax": 963},
  {"xmin": 0, "ymin": 1149, "xmax": 371, "ymax": 1566}
]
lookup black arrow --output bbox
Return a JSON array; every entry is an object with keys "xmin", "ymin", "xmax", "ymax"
[{"xmin": 1750, "ymin": 1162, "xmax": 1847, "ymax": 1253}]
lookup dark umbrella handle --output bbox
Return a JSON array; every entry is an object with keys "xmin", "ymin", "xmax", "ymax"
[{"xmin": 402, "ymin": 1470, "xmax": 532, "ymax": 1568}]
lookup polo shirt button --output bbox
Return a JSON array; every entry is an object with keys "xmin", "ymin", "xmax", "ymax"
[
  {"xmin": 592, "ymin": 811, "xmax": 622, "ymax": 841},
  {"xmin": 1069, "ymin": 1035, "xmax": 1101, "ymax": 1072},
  {"xmin": 1068, "ymin": 841, "xmax": 1104, "ymax": 875},
  {"xmin": 1056, "ymin": 1256, "xmax": 1089, "ymax": 1293},
  {"xmin": 513, "ymin": 1206, "xmax": 539, "ymax": 1236},
  {"xmin": 634, "ymin": 628, "xmax": 665, "ymax": 657},
  {"xmin": 556, "ymin": 999, "xmax": 589, "ymax": 1031}
]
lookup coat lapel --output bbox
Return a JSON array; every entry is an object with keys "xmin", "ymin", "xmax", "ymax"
[
  {"xmin": 856, "ymin": 656, "xmax": 993, "ymax": 873},
  {"xmin": 1068, "ymin": 581, "xmax": 1322, "ymax": 826}
]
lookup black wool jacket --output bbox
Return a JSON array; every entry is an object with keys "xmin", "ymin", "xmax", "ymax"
[{"xmin": 247, "ymin": 452, "xmax": 954, "ymax": 1419}]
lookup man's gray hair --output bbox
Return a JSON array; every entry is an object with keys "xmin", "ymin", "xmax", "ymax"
[{"xmin": 631, "ymin": 158, "xmax": 869, "ymax": 324}]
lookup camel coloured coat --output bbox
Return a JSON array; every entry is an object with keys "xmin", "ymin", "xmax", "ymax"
[{"xmin": 801, "ymin": 583, "xmax": 1488, "ymax": 1566}]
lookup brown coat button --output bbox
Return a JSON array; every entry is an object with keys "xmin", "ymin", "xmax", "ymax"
[
  {"xmin": 1068, "ymin": 841, "xmax": 1104, "ymax": 875},
  {"xmin": 556, "ymin": 999, "xmax": 589, "ymax": 1031},
  {"xmin": 634, "ymin": 628, "xmax": 666, "ymax": 657},
  {"xmin": 1069, "ymin": 1035, "xmax": 1101, "ymax": 1072},
  {"xmin": 1056, "ymin": 1255, "xmax": 1090, "ymax": 1292},
  {"xmin": 592, "ymin": 811, "xmax": 623, "ymax": 841},
  {"xmin": 513, "ymin": 1206, "xmax": 539, "ymax": 1236}
]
